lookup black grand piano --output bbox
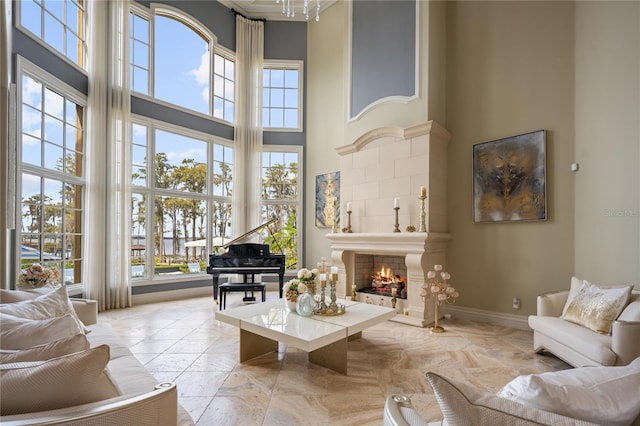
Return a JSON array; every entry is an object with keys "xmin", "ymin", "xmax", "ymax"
[{"xmin": 206, "ymin": 219, "xmax": 285, "ymax": 304}]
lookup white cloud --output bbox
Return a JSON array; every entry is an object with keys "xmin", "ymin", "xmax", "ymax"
[
  {"xmin": 23, "ymin": 77, "xmax": 42, "ymax": 109},
  {"xmin": 187, "ymin": 50, "xmax": 210, "ymax": 103},
  {"xmin": 163, "ymin": 147, "xmax": 206, "ymax": 163},
  {"xmin": 44, "ymin": 89, "xmax": 64, "ymax": 119}
]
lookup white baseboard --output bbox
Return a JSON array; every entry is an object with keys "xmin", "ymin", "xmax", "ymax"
[
  {"xmin": 446, "ymin": 305, "xmax": 531, "ymax": 331},
  {"xmin": 133, "ymin": 286, "xmax": 212, "ymax": 305}
]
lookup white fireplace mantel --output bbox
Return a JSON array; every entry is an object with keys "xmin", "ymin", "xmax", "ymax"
[
  {"xmin": 326, "ymin": 232, "xmax": 450, "ymax": 327},
  {"xmin": 325, "ymin": 232, "xmax": 450, "ymax": 254}
]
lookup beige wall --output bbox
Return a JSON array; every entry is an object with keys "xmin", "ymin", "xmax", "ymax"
[
  {"xmin": 306, "ymin": 1, "xmax": 346, "ymax": 266},
  {"xmin": 306, "ymin": 1, "xmax": 640, "ymax": 316},
  {"xmin": 574, "ymin": 1, "xmax": 640, "ymax": 285},
  {"xmin": 445, "ymin": 1, "xmax": 576, "ymax": 315}
]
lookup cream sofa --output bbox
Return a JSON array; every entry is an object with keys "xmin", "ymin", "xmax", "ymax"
[
  {"xmin": 528, "ymin": 284, "xmax": 640, "ymax": 367},
  {"xmin": 1, "ymin": 297, "xmax": 194, "ymax": 426}
]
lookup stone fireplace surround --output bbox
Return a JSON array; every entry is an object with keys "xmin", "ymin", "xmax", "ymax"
[
  {"xmin": 327, "ymin": 232, "xmax": 450, "ymax": 327},
  {"xmin": 327, "ymin": 121, "xmax": 451, "ymax": 327}
]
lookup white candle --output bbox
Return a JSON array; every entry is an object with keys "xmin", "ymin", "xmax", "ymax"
[
  {"xmin": 346, "ymin": 202, "xmax": 352, "ymax": 212},
  {"xmin": 394, "ymin": 197, "xmax": 399, "ymax": 208},
  {"xmin": 391, "ymin": 287, "xmax": 397, "ymax": 296},
  {"xmin": 420, "ymin": 186, "xmax": 426, "ymax": 197},
  {"xmin": 330, "ymin": 266, "xmax": 338, "ymax": 274},
  {"xmin": 319, "ymin": 273, "xmax": 326, "ymax": 282}
]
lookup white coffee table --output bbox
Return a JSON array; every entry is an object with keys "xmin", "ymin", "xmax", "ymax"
[{"xmin": 215, "ymin": 299, "xmax": 396, "ymax": 374}]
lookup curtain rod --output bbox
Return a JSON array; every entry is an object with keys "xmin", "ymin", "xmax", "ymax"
[{"xmin": 231, "ymin": 8, "xmax": 267, "ymax": 23}]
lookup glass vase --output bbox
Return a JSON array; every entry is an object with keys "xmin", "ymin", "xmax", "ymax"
[{"xmin": 296, "ymin": 290, "xmax": 314, "ymax": 317}]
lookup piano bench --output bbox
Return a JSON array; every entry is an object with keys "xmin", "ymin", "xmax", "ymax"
[{"xmin": 219, "ymin": 282, "xmax": 266, "ymax": 310}]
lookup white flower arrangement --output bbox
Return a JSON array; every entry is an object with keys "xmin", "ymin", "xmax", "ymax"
[
  {"xmin": 17, "ymin": 263, "xmax": 61, "ymax": 289},
  {"xmin": 296, "ymin": 267, "xmax": 319, "ymax": 282},
  {"xmin": 283, "ymin": 278, "xmax": 308, "ymax": 302}
]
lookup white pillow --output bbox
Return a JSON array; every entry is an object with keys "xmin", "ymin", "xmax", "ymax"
[
  {"xmin": 0, "ymin": 344, "xmax": 120, "ymax": 415},
  {"xmin": 0, "ymin": 334, "xmax": 89, "ymax": 363},
  {"xmin": 0, "ymin": 284, "xmax": 89, "ymax": 333},
  {"xmin": 561, "ymin": 276, "xmax": 585, "ymax": 316},
  {"xmin": 497, "ymin": 358, "xmax": 640, "ymax": 426},
  {"xmin": 0, "ymin": 283, "xmax": 59, "ymax": 303},
  {"xmin": 0, "ymin": 313, "xmax": 85, "ymax": 350}
]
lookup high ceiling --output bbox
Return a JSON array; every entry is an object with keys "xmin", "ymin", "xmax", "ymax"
[{"xmin": 217, "ymin": 0, "xmax": 336, "ymax": 22}]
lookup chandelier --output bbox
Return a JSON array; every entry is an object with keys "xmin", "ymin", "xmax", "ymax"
[{"xmin": 276, "ymin": 0, "xmax": 321, "ymax": 22}]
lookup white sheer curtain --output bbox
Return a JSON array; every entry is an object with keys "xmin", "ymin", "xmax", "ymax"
[
  {"xmin": 105, "ymin": 0, "xmax": 132, "ymax": 309},
  {"xmin": 84, "ymin": 0, "xmax": 108, "ymax": 308},
  {"xmin": 85, "ymin": 0, "xmax": 131, "ymax": 310},
  {"xmin": 1, "ymin": 0, "xmax": 13, "ymax": 288},
  {"xmin": 233, "ymin": 16, "xmax": 264, "ymax": 236}
]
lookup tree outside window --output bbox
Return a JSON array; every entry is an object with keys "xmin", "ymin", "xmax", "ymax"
[
  {"xmin": 130, "ymin": 123, "xmax": 232, "ymax": 278},
  {"xmin": 260, "ymin": 150, "xmax": 300, "ymax": 269}
]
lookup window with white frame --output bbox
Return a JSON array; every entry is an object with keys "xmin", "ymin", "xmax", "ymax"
[
  {"xmin": 130, "ymin": 6, "xmax": 236, "ymax": 124},
  {"xmin": 18, "ymin": 58, "xmax": 86, "ymax": 286},
  {"xmin": 260, "ymin": 147, "xmax": 302, "ymax": 269},
  {"xmin": 213, "ymin": 50, "xmax": 235, "ymax": 123},
  {"xmin": 129, "ymin": 119, "xmax": 233, "ymax": 280},
  {"xmin": 263, "ymin": 62, "xmax": 303, "ymax": 131},
  {"xmin": 129, "ymin": 7, "xmax": 150, "ymax": 95},
  {"xmin": 19, "ymin": 0, "xmax": 86, "ymax": 68}
]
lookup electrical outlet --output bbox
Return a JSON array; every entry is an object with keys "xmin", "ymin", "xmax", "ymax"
[{"xmin": 512, "ymin": 297, "xmax": 521, "ymax": 309}]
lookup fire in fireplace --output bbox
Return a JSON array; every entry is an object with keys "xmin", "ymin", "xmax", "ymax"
[
  {"xmin": 369, "ymin": 266, "xmax": 407, "ymax": 297},
  {"xmin": 354, "ymin": 254, "xmax": 408, "ymax": 299}
]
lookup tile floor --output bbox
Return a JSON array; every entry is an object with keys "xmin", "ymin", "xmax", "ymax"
[{"xmin": 98, "ymin": 291, "xmax": 570, "ymax": 425}]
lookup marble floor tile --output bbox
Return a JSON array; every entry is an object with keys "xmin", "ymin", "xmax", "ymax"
[
  {"xmin": 199, "ymin": 396, "xmax": 270, "ymax": 426},
  {"xmin": 98, "ymin": 294, "xmax": 571, "ymax": 425}
]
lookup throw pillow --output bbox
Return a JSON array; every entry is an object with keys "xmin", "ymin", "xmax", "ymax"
[
  {"xmin": 497, "ymin": 358, "xmax": 640, "ymax": 426},
  {"xmin": 561, "ymin": 276, "xmax": 585, "ymax": 317},
  {"xmin": 0, "ymin": 334, "xmax": 89, "ymax": 363},
  {"xmin": 562, "ymin": 280, "xmax": 632, "ymax": 334},
  {"xmin": 0, "ymin": 284, "xmax": 89, "ymax": 333},
  {"xmin": 0, "ymin": 313, "xmax": 85, "ymax": 350},
  {"xmin": 425, "ymin": 372, "xmax": 593, "ymax": 426},
  {"xmin": 0, "ymin": 283, "xmax": 58, "ymax": 303},
  {"xmin": 0, "ymin": 344, "xmax": 120, "ymax": 415}
]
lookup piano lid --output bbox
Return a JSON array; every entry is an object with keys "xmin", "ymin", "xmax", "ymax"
[{"xmin": 220, "ymin": 217, "xmax": 279, "ymax": 249}]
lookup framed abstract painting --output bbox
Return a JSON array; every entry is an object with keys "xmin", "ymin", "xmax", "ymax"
[
  {"xmin": 472, "ymin": 130, "xmax": 547, "ymax": 223},
  {"xmin": 315, "ymin": 171, "xmax": 340, "ymax": 228}
]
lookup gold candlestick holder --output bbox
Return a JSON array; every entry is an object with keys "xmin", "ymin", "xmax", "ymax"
[
  {"xmin": 393, "ymin": 207, "xmax": 400, "ymax": 233},
  {"xmin": 319, "ymin": 279, "xmax": 328, "ymax": 311},
  {"xmin": 314, "ymin": 272, "xmax": 346, "ymax": 316},
  {"xmin": 343, "ymin": 210, "xmax": 353, "ymax": 233},
  {"xmin": 419, "ymin": 194, "xmax": 427, "ymax": 232}
]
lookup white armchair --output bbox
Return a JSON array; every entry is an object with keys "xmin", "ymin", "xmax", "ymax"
[{"xmin": 528, "ymin": 284, "xmax": 640, "ymax": 367}]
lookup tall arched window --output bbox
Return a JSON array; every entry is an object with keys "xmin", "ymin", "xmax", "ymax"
[{"xmin": 153, "ymin": 9, "xmax": 212, "ymax": 116}]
